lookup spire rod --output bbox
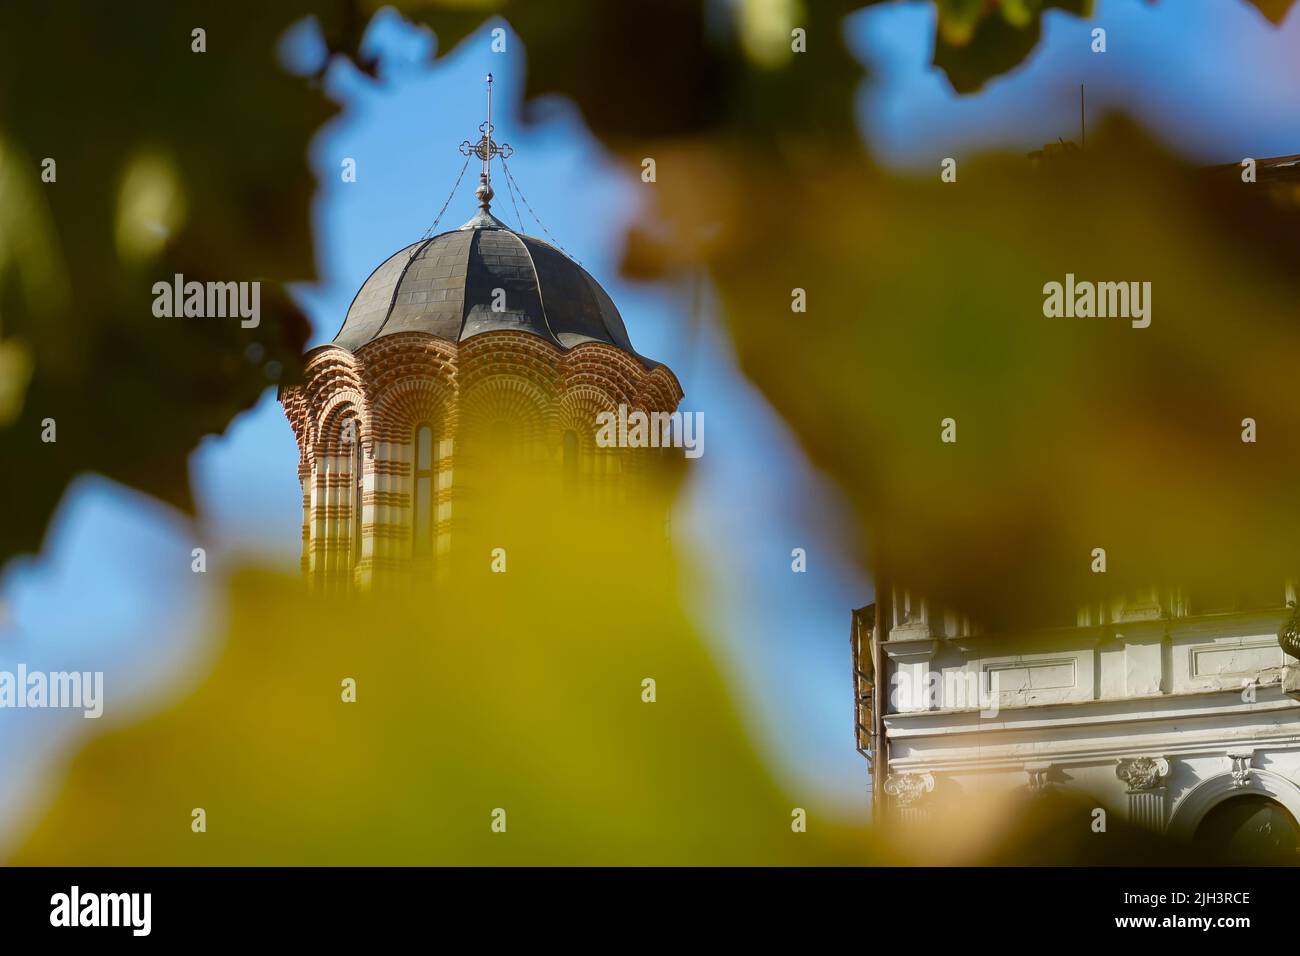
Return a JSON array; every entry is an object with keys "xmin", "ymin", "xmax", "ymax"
[
  {"xmin": 1080, "ymin": 82, "xmax": 1086, "ymax": 151},
  {"xmin": 459, "ymin": 73, "xmax": 513, "ymax": 214}
]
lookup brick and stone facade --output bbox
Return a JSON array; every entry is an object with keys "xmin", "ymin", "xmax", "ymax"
[{"xmin": 853, "ymin": 585, "xmax": 1300, "ymax": 860}]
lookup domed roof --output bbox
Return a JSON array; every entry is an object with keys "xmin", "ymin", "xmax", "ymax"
[{"xmin": 334, "ymin": 209, "xmax": 655, "ymax": 367}]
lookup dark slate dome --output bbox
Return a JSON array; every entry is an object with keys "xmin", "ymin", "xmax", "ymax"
[{"xmin": 334, "ymin": 208, "xmax": 653, "ymax": 366}]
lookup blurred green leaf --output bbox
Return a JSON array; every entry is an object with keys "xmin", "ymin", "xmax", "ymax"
[
  {"xmin": 933, "ymin": 0, "xmax": 1090, "ymax": 94},
  {"xmin": 13, "ymin": 479, "xmax": 877, "ymax": 864},
  {"xmin": 0, "ymin": 2, "xmax": 329, "ymax": 562},
  {"xmin": 626, "ymin": 119, "xmax": 1300, "ymax": 631}
]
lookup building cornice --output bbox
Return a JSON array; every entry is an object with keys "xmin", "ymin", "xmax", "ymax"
[
  {"xmin": 888, "ymin": 731, "xmax": 1300, "ymax": 777},
  {"xmin": 885, "ymin": 683, "xmax": 1299, "ymax": 736}
]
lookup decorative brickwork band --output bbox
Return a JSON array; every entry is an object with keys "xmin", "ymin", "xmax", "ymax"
[{"xmin": 281, "ymin": 330, "xmax": 683, "ymax": 590}]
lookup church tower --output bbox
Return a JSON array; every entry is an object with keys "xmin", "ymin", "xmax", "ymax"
[{"xmin": 281, "ymin": 77, "xmax": 683, "ymax": 589}]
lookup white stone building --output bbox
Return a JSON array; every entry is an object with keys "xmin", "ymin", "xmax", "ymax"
[{"xmin": 852, "ymin": 585, "xmax": 1300, "ymax": 861}]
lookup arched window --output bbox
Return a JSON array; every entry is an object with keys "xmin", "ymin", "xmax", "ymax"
[
  {"xmin": 351, "ymin": 429, "xmax": 364, "ymax": 569},
  {"xmin": 1194, "ymin": 795, "xmax": 1300, "ymax": 864},
  {"xmin": 412, "ymin": 424, "xmax": 435, "ymax": 558}
]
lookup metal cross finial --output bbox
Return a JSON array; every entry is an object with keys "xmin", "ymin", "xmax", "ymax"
[{"xmin": 459, "ymin": 73, "xmax": 513, "ymax": 212}]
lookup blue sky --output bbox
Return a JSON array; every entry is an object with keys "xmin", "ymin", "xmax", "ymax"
[{"xmin": 3, "ymin": 0, "xmax": 1299, "ymax": 844}]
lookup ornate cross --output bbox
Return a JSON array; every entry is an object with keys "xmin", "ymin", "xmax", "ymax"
[{"xmin": 459, "ymin": 73, "xmax": 513, "ymax": 212}]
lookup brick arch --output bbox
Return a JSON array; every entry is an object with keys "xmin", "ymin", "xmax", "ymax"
[
  {"xmin": 281, "ymin": 387, "xmax": 315, "ymax": 479},
  {"xmin": 636, "ymin": 366, "xmax": 685, "ymax": 412},
  {"xmin": 557, "ymin": 384, "xmax": 621, "ymax": 451},
  {"xmin": 559, "ymin": 343, "xmax": 684, "ymax": 419},
  {"xmin": 302, "ymin": 349, "xmax": 363, "ymax": 406},
  {"xmin": 368, "ymin": 376, "xmax": 457, "ymax": 444},
  {"xmin": 356, "ymin": 334, "xmax": 457, "ymax": 394},
  {"xmin": 317, "ymin": 390, "xmax": 364, "ymax": 442},
  {"xmin": 561, "ymin": 344, "xmax": 646, "ymax": 406},
  {"xmin": 457, "ymin": 374, "xmax": 554, "ymax": 445}
]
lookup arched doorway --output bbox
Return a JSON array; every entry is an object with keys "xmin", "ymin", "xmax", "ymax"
[{"xmin": 1193, "ymin": 795, "xmax": 1300, "ymax": 864}]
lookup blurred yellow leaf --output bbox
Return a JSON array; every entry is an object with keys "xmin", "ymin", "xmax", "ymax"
[
  {"xmin": 628, "ymin": 121, "xmax": 1300, "ymax": 631},
  {"xmin": 12, "ymin": 470, "xmax": 877, "ymax": 865},
  {"xmin": 0, "ymin": 338, "xmax": 31, "ymax": 426}
]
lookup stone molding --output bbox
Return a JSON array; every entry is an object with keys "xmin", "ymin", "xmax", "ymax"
[
  {"xmin": 883, "ymin": 771, "xmax": 934, "ymax": 808},
  {"xmin": 1024, "ymin": 761, "xmax": 1053, "ymax": 793},
  {"xmin": 1115, "ymin": 755, "xmax": 1170, "ymax": 793},
  {"xmin": 1228, "ymin": 749, "xmax": 1255, "ymax": 789}
]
